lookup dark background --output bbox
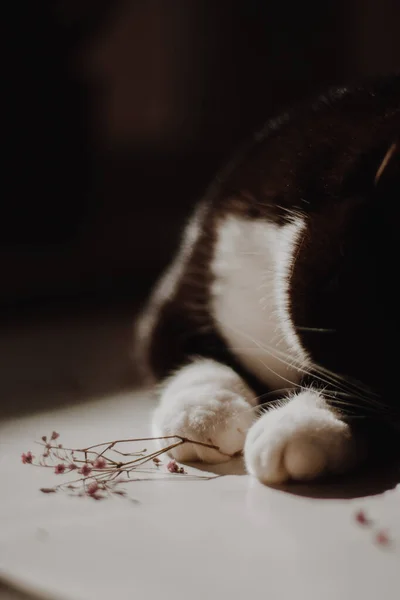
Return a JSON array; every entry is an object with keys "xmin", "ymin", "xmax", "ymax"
[{"xmin": 3, "ymin": 0, "xmax": 400, "ymax": 313}]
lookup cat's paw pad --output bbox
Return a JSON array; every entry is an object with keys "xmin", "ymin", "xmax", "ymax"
[
  {"xmin": 153, "ymin": 386, "xmax": 255, "ymax": 464},
  {"xmin": 244, "ymin": 392, "xmax": 358, "ymax": 483}
]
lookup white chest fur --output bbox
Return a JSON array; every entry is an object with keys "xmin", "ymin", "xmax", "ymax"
[{"xmin": 210, "ymin": 215, "xmax": 309, "ymax": 390}]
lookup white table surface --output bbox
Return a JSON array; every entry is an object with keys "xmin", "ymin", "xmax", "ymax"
[{"xmin": 0, "ymin": 310, "xmax": 399, "ymax": 600}]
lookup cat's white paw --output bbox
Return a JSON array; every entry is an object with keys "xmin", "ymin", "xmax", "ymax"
[
  {"xmin": 244, "ymin": 390, "xmax": 359, "ymax": 483},
  {"xmin": 153, "ymin": 360, "xmax": 256, "ymax": 463}
]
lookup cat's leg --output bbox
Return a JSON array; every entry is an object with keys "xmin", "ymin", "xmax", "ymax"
[
  {"xmin": 153, "ymin": 359, "xmax": 258, "ymax": 463},
  {"xmin": 244, "ymin": 388, "xmax": 363, "ymax": 483}
]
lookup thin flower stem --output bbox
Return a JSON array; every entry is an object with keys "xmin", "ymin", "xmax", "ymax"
[
  {"xmin": 121, "ymin": 441, "xmax": 184, "ymax": 468},
  {"xmin": 112, "ymin": 449, "xmax": 146, "ymax": 457},
  {"xmin": 24, "ymin": 432, "xmax": 230, "ymax": 500},
  {"xmin": 79, "ymin": 435, "xmax": 219, "ymax": 452}
]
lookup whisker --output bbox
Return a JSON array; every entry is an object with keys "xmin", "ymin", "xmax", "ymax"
[
  {"xmin": 296, "ymin": 326, "xmax": 336, "ymax": 333},
  {"xmin": 311, "ymin": 363, "xmax": 382, "ymax": 403},
  {"xmin": 253, "ymin": 336, "xmax": 381, "ymax": 405},
  {"xmin": 251, "ymin": 387, "xmax": 295, "ymax": 406},
  {"xmin": 255, "ymin": 357, "xmax": 305, "ymax": 391},
  {"xmin": 214, "ymin": 318, "xmax": 385, "ymax": 412},
  {"xmin": 223, "ymin": 323, "xmax": 364, "ymax": 400}
]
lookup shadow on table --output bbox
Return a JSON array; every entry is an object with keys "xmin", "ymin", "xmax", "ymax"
[
  {"xmin": 0, "ymin": 576, "xmax": 51, "ymax": 600},
  {"xmin": 0, "ymin": 302, "xmax": 141, "ymax": 422},
  {"xmin": 190, "ymin": 452, "xmax": 400, "ymax": 499}
]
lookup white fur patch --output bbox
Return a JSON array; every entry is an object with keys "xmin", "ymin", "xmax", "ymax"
[
  {"xmin": 244, "ymin": 389, "xmax": 360, "ymax": 483},
  {"xmin": 274, "ymin": 218, "xmax": 310, "ymax": 363},
  {"xmin": 210, "ymin": 215, "xmax": 308, "ymax": 390},
  {"xmin": 153, "ymin": 359, "xmax": 257, "ymax": 463}
]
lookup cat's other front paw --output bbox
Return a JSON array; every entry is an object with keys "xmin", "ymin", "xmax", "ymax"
[
  {"xmin": 153, "ymin": 361, "xmax": 256, "ymax": 463},
  {"xmin": 244, "ymin": 390, "xmax": 360, "ymax": 484}
]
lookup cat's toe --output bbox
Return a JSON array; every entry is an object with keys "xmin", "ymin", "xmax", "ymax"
[
  {"xmin": 153, "ymin": 387, "xmax": 255, "ymax": 464},
  {"xmin": 244, "ymin": 393, "xmax": 358, "ymax": 483}
]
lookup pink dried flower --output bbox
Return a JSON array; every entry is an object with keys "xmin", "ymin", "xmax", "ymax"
[
  {"xmin": 68, "ymin": 463, "xmax": 78, "ymax": 470},
  {"xmin": 167, "ymin": 459, "xmax": 179, "ymax": 473},
  {"xmin": 51, "ymin": 431, "xmax": 60, "ymax": 441},
  {"xmin": 78, "ymin": 464, "xmax": 92, "ymax": 476},
  {"xmin": 41, "ymin": 436, "xmax": 47, "ymax": 442},
  {"xmin": 86, "ymin": 482, "xmax": 99, "ymax": 496},
  {"xmin": 153, "ymin": 457, "xmax": 161, "ymax": 464},
  {"xmin": 355, "ymin": 510, "xmax": 369, "ymax": 525},
  {"xmin": 166, "ymin": 459, "xmax": 185, "ymax": 474},
  {"xmin": 54, "ymin": 464, "xmax": 65, "ymax": 474},
  {"xmin": 40, "ymin": 488, "xmax": 56, "ymax": 494},
  {"xmin": 21, "ymin": 452, "xmax": 34, "ymax": 464},
  {"xmin": 43, "ymin": 452, "xmax": 50, "ymax": 458},
  {"xmin": 93, "ymin": 457, "xmax": 107, "ymax": 469},
  {"xmin": 375, "ymin": 531, "xmax": 391, "ymax": 546}
]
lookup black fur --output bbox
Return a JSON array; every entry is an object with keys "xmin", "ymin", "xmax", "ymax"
[{"xmin": 137, "ymin": 74, "xmax": 400, "ymax": 430}]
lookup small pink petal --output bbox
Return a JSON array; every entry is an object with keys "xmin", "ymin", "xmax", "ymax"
[
  {"xmin": 78, "ymin": 464, "xmax": 92, "ymax": 476},
  {"xmin": 21, "ymin": 452, "xmax": 34, "ymax": 464},
  {"xmin": 375, "ymin": 531, "xmax": 391, "ymax": 546},
  {"xmin": 355, "ymin": 510, "xmax": 369, "ymax": 525},
  {"xmin": 167, "ymin": 460, "xmax": 180, "ymax": 473},
  {"xmin": 87, "ymin": 482, "xmax": 99, "ymax": 495},
  {"xmin": 93, "ymin": 457, "xmax": 107, "ymax": 469},
  {"xmin": 54, "ymin": 464, "xmax": 65, "ymax": 474},
  {"xmin": 51, "ymin": 431, "xmax": 60, "ymax": 440}
]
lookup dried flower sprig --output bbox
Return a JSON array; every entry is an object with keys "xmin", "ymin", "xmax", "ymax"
[{"xmin": 22, "ymin": 432, "xmax": 222, "ymax": 500}]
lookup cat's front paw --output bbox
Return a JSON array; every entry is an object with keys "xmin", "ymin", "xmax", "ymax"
[
  {"xmin": 153, "ymin": 361, "xmax": 256, "ymax": 463},
  {"xmin": 154, "ymin": 389, "xmax": 253, "ymax": 463},
  {"xmin": 244, "ymin": 390, "xmax": 359, "ymax": 484}
]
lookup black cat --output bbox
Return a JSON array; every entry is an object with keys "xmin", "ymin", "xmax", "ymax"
[{"xmin": 135, "ymin": 75, "xmax": 399, "ymax": 483}]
